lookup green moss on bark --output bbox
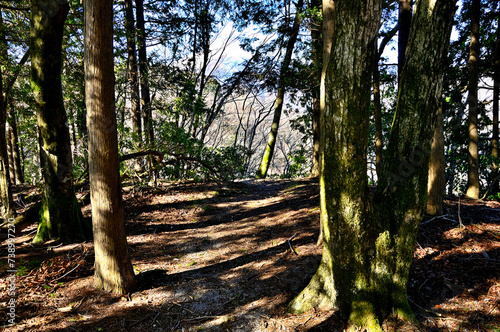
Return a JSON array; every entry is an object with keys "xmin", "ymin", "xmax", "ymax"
[
  {"xmin": 289, "ymin": 0, "xmax": 456, "ymax": 330},
  {"xmin": 348, "ymin": 301, "xmax": 382, "ymax": 332},
  {"xmin": 33, "ymin": 194, "xmax": 91, "ymax": 244},
  {"xmin": 288, "ymin": 257, "xmax": 336, "ymax": 314}
]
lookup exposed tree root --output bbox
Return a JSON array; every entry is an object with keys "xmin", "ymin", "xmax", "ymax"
[{"xmin": 287, "ymin": 261, "xmax": 336, "ymax": 314}]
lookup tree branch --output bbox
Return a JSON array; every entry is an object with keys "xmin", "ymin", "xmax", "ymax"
[
  {"xmin": 0, "ymin": 4, "xmax": 29, "ymax": 11},
  {"xmin": 119, "ymin": 149, "xmax": 163, "ymax": 162},
  {"xmin": 4, "ymin": 47, "xmax": 30, "ymax": 98},
  {"xmin": 120, "ymin": 149, "xmax": 223, "ymax": 179},
  {"xmin": 377, "ymin": 23, "xmax": 399, "ymax": 60}
]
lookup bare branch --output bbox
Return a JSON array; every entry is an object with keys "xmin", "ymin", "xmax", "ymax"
[{"xmin": 0, "ymin": 4, "xmax": 29, "ymax": 11}]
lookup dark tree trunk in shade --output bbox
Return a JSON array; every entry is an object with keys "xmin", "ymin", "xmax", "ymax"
[
  {"xmin": 0, "ymin": 10, "xmax": 14, "ymax": 221},
  {"xmin": 7, "ymin": 109, "xmax": 24, "ymax": 184},
  {"xmin": 491, "ymin": 14, "xmax": 500, "ymax": 194},
  {"xmin": 124, "ymin": 0, "xmax": 143, "ymax": 172},
  {"xmin": 0, "ymin": 69, "xmax": 14, "ymax": 221},
  {"xmin": 30, "ymin": 0, "xmax": 91, "ymax": 243},
  {"xmin": 398, "ymin": 0, "xmax": 412, "ymax": 78},
  {"xmin": 135, "ymin": 0, "xmax": 154, "ymax": 175}
]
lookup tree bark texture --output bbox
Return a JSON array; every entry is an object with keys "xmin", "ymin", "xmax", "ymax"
[
  {"xmin": 427, "ymin": 105, "xmax": 446, "ymax": 215},
  {"xmin": 398, "ymin": 0, "xmax": 412, "ymax": 78},
  {"xmin": 313, "ymin": 0, "xmax": 335, "ymax": 246},
  {"xmin": 7, "ymin": 110, "xmax": 24, "ymax": 184},
  {"xmin": 85, "ymin": 0, "xmax": 136, "ymax": 294},
  {"xmin": 135, "ymin": 0, "xmax": 155, "ymax": 177},
  {"xmin": 289, "ymin": 0, "xmax": 382, "ymax": 325},
  {"xmin": 256, "ymin": 0, "xmax": 303, "ymax": 179},
  {"xmin": 6, "ymin": 121, "xmax": 14, "ymax": 182},
  {"xmin": 466, "ymin": 0, "xmax": 480, "ymax": 198},
  {"xmin": 30, "ymin": 0, "xmax": 90, "ymax": 243},
  {"xmin": 124, "ymin": 0, "xmax": 142, "ymax": 156},
  {"xmin": 0, "ymin": 10, "xmax": 14, "ymax": 221},
  {"xmin": 0, "ymin": 68, "xmax": 14, "ymax": 221},
  {"xmin": 289, "ymin": 0, "xmax": 456, "ymax": 329},
  {"xmin": 492, "ymin": 13, "xmax": 500, "ymax": 194},
  {"xmin": 309, "ymin": 0, "xmax": 322, "ymax": 178},
  {"xmin": 136, "ymin": 0, "xmax": 153, "ymax": 148},
  {"xmin": 375, "ymin": 0, "xmax": 456, "ymax": 322}
]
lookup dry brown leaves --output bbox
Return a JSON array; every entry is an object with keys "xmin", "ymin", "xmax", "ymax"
[{"xmin": 18, "ymin": 246, "xmax": 91, "ymax": 293}]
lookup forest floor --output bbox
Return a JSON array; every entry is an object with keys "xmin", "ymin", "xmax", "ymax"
[{"xmin": 1, "ymin": 178, "xmax": 499, "ymax": 331}]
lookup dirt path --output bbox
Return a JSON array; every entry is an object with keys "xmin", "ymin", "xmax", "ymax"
[{"xmin": 1, "ymin": 179, "xmax": 499, "ymax": 331}]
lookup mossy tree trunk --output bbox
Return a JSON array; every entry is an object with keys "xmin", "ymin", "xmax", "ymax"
[
  {"xmin": 289, "ymin": 0, "xmax": 383, "ymax": 325},
  {"xmin": 0, "ymin": 71, "xmax": 14, "ymax": 222},
  {"xmin": 256, "ymin": 0, "xmax": 303, "ymax": 179},
  {"xmin": 375, "ymin": 0, "xmax": 455, "ymax": 320},
  {"xmin": 85, "ymin": 0, "xmax": 136, "ymax": 294},
  {"xmin": 30, "ymin": 0, "xmax": 91, "ymax": 244},
  {"xmin": 0, "ymin": 10, "xmax": 14, "ymax": 222},
  {"xmin": 466, "ymin": 0, "xmax": 481, "ymax": 198},
  {"xmin": 289, "ymin": 0, "xmax": 456, "ymax": 329},
  {"xmin": 0, "ymin": 104, "xmax": 14, "ymax": 222}
]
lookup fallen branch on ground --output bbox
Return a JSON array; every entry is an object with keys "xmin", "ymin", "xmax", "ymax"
[{"xmin": 0, "ymin": 201, "xmax": 41, "ymax": 232}]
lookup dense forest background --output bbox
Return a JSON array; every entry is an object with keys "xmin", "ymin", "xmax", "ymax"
[{"xmin": 0, "ymin": 0, "xmax": 498, "ymax": 192}]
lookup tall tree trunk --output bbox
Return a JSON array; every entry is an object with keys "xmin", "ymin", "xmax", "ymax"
[
  {"xmin": 376, "ymin": 0, "xmax": 455, "ymax": 318},
  {"xmin": 427, "ymin": 104, "xmax": 446, "ymax": 215},
  {"xmin": 30, "ymin": 0, "xmax": 91, "ymax": 243},
  {"xmin": 314, "ymin": 0, "xmax": 335, "ymax": 246},
  {"xmin": 0, "ymin": 72, "xmax": 14, "ymax": 221},
  {"xmin": 256, "ymin": 0, "xmax": 303, "ymax": 179},
  {"xmin": 0, "ymin": 9, "xmax": 14, "ymax": 221},
  {"xmin": 7, "ymin": 109, "xmax": 24, "ymax": 184},
  {"xmin": 124, "ymin": 0, "xmax": 142, "ymax": 172},
  {"xmin": 289, "ymin": 0, "xmax": 456, "ymax": 329},
  {"xmin": 466, "ymin": 0, "xmax": 481, "ymax": 198},
  {"xmin": 309, "ymin": 0, "xmax": 321, "ymax": 178},
  {"xmin": 192, "ymin": 0, "xmax": 211, "ymax": 139},
  {"xmin": 136, "ymin": 0, "xmax": 154, "ymax": 174},
  {"xmin": 311, "ymin": 91, "xmax": 321, "ymax": 177},
  {"xmin": 1, "ymin": 14, "xmax": 29, "ymax": 189},
  {"xmin": 84, "ymin": 0, "xmax": 136, "ymax": 294},
  {"xmin": 492, "ymin": 13, "xmax": 500, "ymax": 195},
  {"xmin": 0, "ymin": 106, "xmax": 13, "ymax": 221},
  {"xmin": 289, "ymin": 0, "xmax": 383, "ymax": 321},
  {"xmin": 6, "ymin": 121, "xmax": 14, "ymax": 183},
  {"xmin": 398, "ymin": 0, "xmax": 412, "ymax": 78}
]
